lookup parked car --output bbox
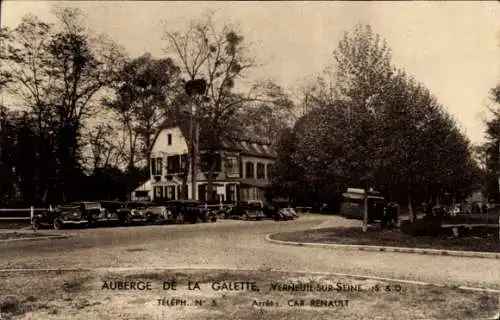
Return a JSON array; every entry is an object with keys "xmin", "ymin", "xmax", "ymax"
[
  {"xmin": 65, "ymin": 201, "xmax": 110, "ymax": 227},
  {"xmin": 228, "ymin": 200, "xmax": 266, "ymax": 221},
  {"xmin": 207, "ymin": 205, "xmax": 231, "ymax": 220},
  {"xmin": 79, "ymin": 201, "xmax": 119, "ymax": 226},
  {"xmin": 116, "ymin": 201, "xmax": 159, "ymax": 225},
  {"xmin": 197, "ymin": 206, "xmax": 218, "ymax": 222},
  {"xmin": 164, "ymin": 200, "xmax": 217, "ymax": 223},
  {"xmin": 116, "ymin": 201, "xmax": 145, "ymax": 225},
  {"xmin": 32, "ymin": 206, "xmax": 88, "ymax": 230},
  {"xmin": 264, "ymin": 201, "xmax": 297, "ymax": 221},
  {"xmin": 143, "ymin": 205, "xmax": 175, "ymax": 224},
  {"xmin": 32, "ymin": 201, "xmax": 108, "ymax": 229},
  {"xmin": 99, "ymin": 201, "xmax": 125, "ymax": 226}
]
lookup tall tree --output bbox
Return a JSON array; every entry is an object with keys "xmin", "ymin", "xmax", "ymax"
[
  {"xmin": 104, "ymin": 53, "xmax": 182, "ymax": 170},
  {"xmin": 332, "ymin": 24, "xmax": 394, "ymax": 230},
  {"xmin": 0, "ymin": 8, "xmax": 124, "ymax": 203},
  {"xmin": 272, "ymin": 24, "xmax": 479, "ymax": 226},
  {"xmin": 82, "ymin": 122, "xmax": 125, "ymax": 173},
  {"xmin": 163, "ymin": 12, "xmax": 293, "ymax": 201},
  {"xmin": 480, "ymin": 85, "xmax": 500, "ymax": 200}
]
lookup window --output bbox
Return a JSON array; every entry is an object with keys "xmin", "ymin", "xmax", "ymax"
[
  {"xmin": 151, "ymin": 158, "xmax": 163, "ymax": 176},
  {"xmin": 166, "ymin": 186, "xmax": 176, "ymax": 199},
  {"xmin": 151, "ymin": 158, "xmax": 156, "ymax": 175},
  {"xmin": 201, "ymin": 153, "xmax": 222, "ymax": 172},
  {"xmin": 245, "ymin": 162, "xmax": 254, "ymax": 179},
  {"xmin": 266, "ymin": 163, "xmax": 272, "ymax": 180},
  {"xmin": 226, "ymin": 184, "xmax": 236, "ymax": 202},
  {"xmin": 256, "ymin": 163, "xmax": 265, "ymax": 179},
  {"xmin": 225, "ymin": 156, "xmax": 239, "ymax": 177},
  {"xmin": 167, "ymin": 155, "xmax": 180, "ymax": 173},
  {"xmin": 167, "ymin": 134, "xmax": 172, "ymax": 146},
  {"xmin": 154, "ymin": 186, "xmax": 164, "ymax": 199},
  {"xmin": 180, "ymin": 154, "xmax": 187, "ymax": 172}
]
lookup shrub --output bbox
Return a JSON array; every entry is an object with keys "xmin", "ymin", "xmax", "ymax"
[{"xmin": 401, "ymin": 216, "xmax": 443, "ymax": 236}]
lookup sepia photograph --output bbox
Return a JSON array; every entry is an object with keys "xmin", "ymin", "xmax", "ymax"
[{"xmin": 0, "ymin": 1, "xmax": 499, "ymax": 319}]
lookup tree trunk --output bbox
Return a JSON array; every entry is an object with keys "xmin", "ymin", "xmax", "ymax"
[
  {"xmin": 362, "ymin": 181, "xmax": 368, "ymax": 232},
  {"xmin": 408, "ymin": 194, "xmax": 414, "ymax": 223},
  {"xmin": 206, "ymin": 155, "xmax": 216, "ymax": 204},
  {"xmin": 180, "ymin": 155, "xmax": 189, "ymax": 200}
]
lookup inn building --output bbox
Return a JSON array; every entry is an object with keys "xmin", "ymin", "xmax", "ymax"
[{"xmin": 146, "ymin": 118, "xmax": 276, "ymax": 203}]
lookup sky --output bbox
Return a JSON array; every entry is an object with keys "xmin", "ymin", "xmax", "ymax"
[{"xmin": 2, "ymin": 1, "xmax": 500, "ymax": 144}]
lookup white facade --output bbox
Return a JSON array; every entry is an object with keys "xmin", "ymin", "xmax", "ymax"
[
  {"xmin": 148, "ymin": 124, "xmax": 275, "ymax": 203},
  {"xmin": 151, "ymin": 126, "xmax": 188, "ymax": 158}
]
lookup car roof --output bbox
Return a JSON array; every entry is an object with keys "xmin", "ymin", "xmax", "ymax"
[
  {"xmin": 165, "ymin": 200, "xmax": 201, "ymax": 204},
  {"xmin": 127, "ymin": 201, "xmax": 151, "ymax": 205}
]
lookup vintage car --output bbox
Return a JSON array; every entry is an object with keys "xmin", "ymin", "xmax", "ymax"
[
  {"xmin": 208, "ymin": 204, "xmax": 233, "ymax": 220},
  {"xmin": 117, "ymin": 201, "xmax": 171, "ymax": 225},
  {"xmin": 32, "ymin": 206, "xmax": 88, "ymax": 230},
  {"xmin": 143, "ymin": 206, "xmax": 175, "ymax": 224},
  {"xmin": 116, "ymin": 201, "xmax": 147, "ymax": 225},
  {"xmin": 99, "ymin": 201, "xmax": 125, "ymax": 225},
  {"xmin": 80, "ymin": 201, "xmax": 120, "ymax": 226},
  {"xmin": 164, "ymin": 200, "xmax": 217, "ymax": 224},
  {"xmin": 263, "ymin": 201, "xmax": 297, "ymax": 221},
  {"xmin": 198, "ymin": 205, "xmax": 218, "ymax": 223},
  {"xmin": 227, "ymin": 200, "xmax": 266, "ymax": 221},
  {"xmin": 32, "ymin": 202, "xmax": 108, "ymax": 229}
]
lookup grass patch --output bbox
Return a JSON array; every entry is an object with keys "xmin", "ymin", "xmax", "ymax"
[
  {"xmin": 0, "ymin": 221, "xmax": 31, "ymax": 230},
  {"xmin": 0, "ymin": 269, "xmax": 498, "ymax": 319},
  {"xmin": 271, "ymin": 227, "xmax": 500, "ymax": 253}
]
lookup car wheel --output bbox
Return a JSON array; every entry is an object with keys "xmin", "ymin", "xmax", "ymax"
[
  {"xmin": 153, "ymin": 215, "xmax": 163, "ymax": 225},
  {"xmin": 53, "ymin": 219, "xmax": 63, "ymax": 230},
  {"xmin": 32, "ymin": 218, "xmax": 41, "ymax": 230},
  {"xmin": 176, "ymin": 213, "xmax": 184, "ymax": 224},
  {"xmin": 123, "ymin": 214, "xmax": 131, "ymax": 226},
  {"xmin": 210, "ymin": 216, "xmax": 217, "ymax": 222}
]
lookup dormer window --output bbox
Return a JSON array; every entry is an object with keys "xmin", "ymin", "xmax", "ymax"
[{"xmin": 167, "ymin": 134, "xmax": 172, "ymax": 146}]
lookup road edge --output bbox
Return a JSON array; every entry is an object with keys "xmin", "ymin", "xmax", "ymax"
[
  {"xmin": 0, "ymin": 233, "xmax": 69, "ymax": 243},
  {"xmin": 265, "ymin": 233, "xmax": 500, "ymax": 260}
]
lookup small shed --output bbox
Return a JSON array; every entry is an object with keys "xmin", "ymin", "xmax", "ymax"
[{"xmin": 131, "ymin": 180, "xmax": 152, "ymax": 201}]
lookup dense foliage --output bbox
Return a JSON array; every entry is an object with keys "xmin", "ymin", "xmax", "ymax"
[
  {"xmin": 270, "ymin": 24, "xmax": 482, "ymax": 213},
  {"xmin": 0, "ymin": 11, "xmax": 484, "ymax": 209},
  {"xmin": 0, "ymin": 9, "xmax": 292, "ymax": 205},
  {"xmin": 481, "ymin": 85, "xmax": 500, "ymax": 200}
]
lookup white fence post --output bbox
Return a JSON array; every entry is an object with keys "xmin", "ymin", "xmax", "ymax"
[{"xmin": 30, "ymin": 206, "xmax": 34, "ymax": 227}]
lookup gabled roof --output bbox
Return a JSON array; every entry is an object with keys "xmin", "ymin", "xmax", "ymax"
[{"xmin": 154, "ymin": 115, "xmax": 277, "ymax": 159}]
